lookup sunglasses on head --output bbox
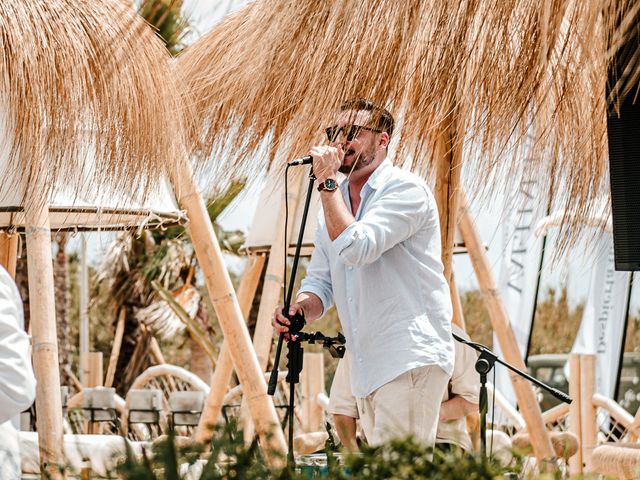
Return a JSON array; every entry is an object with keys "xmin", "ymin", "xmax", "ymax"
[{"xmin": 325, "ymin": 124, "xmax": 381, "ymax": 142}]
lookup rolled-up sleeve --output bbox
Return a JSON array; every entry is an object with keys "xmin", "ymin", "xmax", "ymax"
[
  {"xmin": 299, "ymin": 222, "xmax": 334, "ymax": 317},
  {"xmin": 331, "ymin": 183, "xmax": 428, "ymax": 266},
  {"xmin": 0, "ymin": 268, "xmax": 36, "ymax": 423}
]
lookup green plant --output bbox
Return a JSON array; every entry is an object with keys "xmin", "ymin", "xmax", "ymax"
[{"xmin": 115, "ymin": 422, "xmax": 524, "ymax": 480}]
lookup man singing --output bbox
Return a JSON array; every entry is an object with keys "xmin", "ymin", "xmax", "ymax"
[{"xmin": 272, "ymin": 98, "xmax": 454, "ymax": 447}]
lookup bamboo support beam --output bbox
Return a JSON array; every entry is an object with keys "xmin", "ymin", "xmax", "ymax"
[
  {"xmin": 83, "ymin": 351, "xmax": 103, "ymax": 434},
  {"xmin": 568, "ymin": 353, "xmax": 583, "ymax": 475},
  {"xmin": 449, "ymin": 273, "xmax": 466, "ymax": 330},
  {"xmin": 0, "ymin": 232, "xmax": 18, "ymax": 278},
  {"xmin": 174, "ymin": 160, "xmax": 286, "ymax": 465},
  {"xmin": 195, "ymin": 253, "xmax": 266, "ymax": 443},
  {"xmin": 82, "ymin": 352, "xmax": 103, "ymax": 388},
  {"xmin": 104, "ymin": 309, "xmax": 125, "ymax": 388},
  {"xmin": 433, "ymin": 122, "xmax": 462, "ymax": 286},
  {"xmin": 580, "ymin": 354, "xmax": 597, "ymax": 471},
  {"xmin": 301, "ymin": 352, "xmax": 324, "ymax": 433},
  {"xmin": 457, "ymin": 190, "xmax": 555, "ymax": 462},
  {"xmin": 25, "ymin": 202, "xmax": 64, "ymax": 478}
]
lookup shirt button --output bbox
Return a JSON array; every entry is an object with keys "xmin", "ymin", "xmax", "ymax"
[
  {"xmin": 348, "ymin": 266, "xmax": 353, "ymax": 271},
  {"xmin": 348, "ymin": 297, "xmax": 353, "ymax": 302},
  {"xmin": 358, "ymin": 357, "xmax": 363, "ymax": 363}
]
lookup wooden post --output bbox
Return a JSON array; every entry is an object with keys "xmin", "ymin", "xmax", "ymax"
[
  {"xmin": 104, "ymin": 309, "xmax": 126, "ymax": 388},
  {"xmin": 82, "ymin": 351, "xmax": 103, "ymax": 388},
  {"xmin": 449, "ymin": 273, "xmax": 466, "ymax": 330},
  {"xmin": 300, "ymin": 352, "xmax": 324, "ymax": 432},
  {"xmin": 79, "ymin": 234, "xmax": 89, "ymax": 385},
  {"xmin": 0, "ymin": 232, "xmax": 18, "ymax": 278},
  {"xmin": 433, "ymin": 121, "xmax": 462, "ymax": 286},
  {"xmin": 433, "ymin": 116, "xmax": 467, "ymax": 334},
  {"xmin": 457, "ymin": 190, "xmax": 555, "ymax": 462},
  {"xmin": 568, "ymin": 353, "xmax": 583, "ymax": 475},
  {"xmin": 580, "ymin": 354, "xmax": 597, "ymax": 471},
  {"xmin": 173, "ymin": 159, "xmax": 286, "ymax": 465},
  {"xmin": 25, "ymin": 201, "xmax": 64, "ymax": 477},
  {"xmin": 195, "ymin": 253, "xmax": 266, "ymax": 443},
  {"xmin": 82, "ymin": 351, "xmax": 103, "ymax": 434}
]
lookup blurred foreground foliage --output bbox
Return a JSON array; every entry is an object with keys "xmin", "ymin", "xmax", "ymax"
[{"xmin": 116, "ymin": 422, "xmax": 518, "ymax": 480}]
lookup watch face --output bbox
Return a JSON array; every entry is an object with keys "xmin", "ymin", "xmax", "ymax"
[{"xmin": 324, "ymin": 178, "xmax": 338, "ymax": 191}]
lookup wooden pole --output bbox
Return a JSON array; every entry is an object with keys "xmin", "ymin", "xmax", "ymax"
[
  {"xmin": 449, "ymin": 273, "xmax": 466, "ymax": 330},
  {"xmin": 0, "ymin": 232, "xmax": 18, "ymax": 278},
  {"xmin": 580, "ymin": 354, "xmax": 597, "ymax": 471},
  {"xmin": 433, "ymin": 122, "xmax": 462, "ymax": 286},
  {"xmin": 79, "ymin": 234, "xmax": 89, "ymax": 385},
  {"xmin": 194, "ymin": 253, "xmax": 266, "ymax": 443},
  {"xmin": 82, "ymin": 351, "xmax": 103, "ymax": 434},
  {"xmin": 25, "ymin": 201, "xmax": 64, "ymax": 477},
  {"xmin": 457, "ymin": 190, "xmax": 555, "ymax": 462},
  {"xmin": 173, "ymin": 159, "xmax": 286, "ymax": 465},
  {"xmin": 149, "ymin": 336, "xmax": 167, "ymax": 364},
  {"xmin": 300, "ymin": 352, "xmax": 324, "ymax": 433},
  {"xmin": 104, "ymin": 308, "xmax": 126, "ymax": 388},
  {"xmin": 82, "ymin": 351, "xmax": 103, "ymax": 388},
  {"xmin": 568, "ymin": 353, "xmax": 583, "ymax": 475}
]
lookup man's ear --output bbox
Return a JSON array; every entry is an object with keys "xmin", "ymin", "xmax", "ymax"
[{"xmin": 379, "ymin": 132, "xmax": 390, "ymax": 148}]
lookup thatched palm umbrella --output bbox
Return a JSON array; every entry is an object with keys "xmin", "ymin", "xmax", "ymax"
[
  {"xmin": 0, "ymin": 0, "xmax": 186, "ymax": 474},
  {"xmin": 178, "ymin": 0, "xmax": 639, "ymax": 463},
  {"xmin": 178, "ymin": 0, "xmax": 638, "ymax": 232}
]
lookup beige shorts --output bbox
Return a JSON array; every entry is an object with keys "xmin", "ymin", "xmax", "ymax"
[
  {"xmin": 329, "ymin": 353, "xmax": 450, "ymax": 447},
  {"xmin": 328, "ymin": 352, "xmax": 359, "ymax": 419}
]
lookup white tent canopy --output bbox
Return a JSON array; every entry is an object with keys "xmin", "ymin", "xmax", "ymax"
[{"xmin": 241, "ymin": 169, "xmax": 321, "ymax": 256}]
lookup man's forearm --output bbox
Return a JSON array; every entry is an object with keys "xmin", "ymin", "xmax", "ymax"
[
  {"xmin": 439, "ymin": 396, "xmax": 478, "ymax": 422},
  {"xmin": 295, "ymin": 291, "xmax": 325, "ymax": 323},
  {"xmin": 321, "ymin": 191, "xmax": 354, "ymax": 241}
]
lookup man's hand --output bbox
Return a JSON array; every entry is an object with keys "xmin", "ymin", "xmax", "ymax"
[
  {"xmin": 272, "ymin": 303, "xmax": 305, "ymax": 334},
  {"xmin": 309, "ymin": 145, "xmax": 343, "ymax": 184}
]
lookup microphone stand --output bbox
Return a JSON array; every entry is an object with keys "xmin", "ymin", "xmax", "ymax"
[
  {"xmin": 267, "ymin": 165, "xmax": 316, "ymax": 466},
  {"xmin": 451, "ymin": 333, "xmax": 572, "ymax": 460}
]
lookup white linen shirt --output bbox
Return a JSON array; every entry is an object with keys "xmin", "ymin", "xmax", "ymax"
[
  {"xmin": 300, "ymin": 159, "xmax": 454, "ymax": 397},
  {"xmin": 0, "ymin": 265, "xmax": 36, "ymax": 480}
]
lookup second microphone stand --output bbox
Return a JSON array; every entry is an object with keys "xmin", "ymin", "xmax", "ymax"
[{"xmin": 452, "ymin": 333, "xmax": 572, "ymax": 459}]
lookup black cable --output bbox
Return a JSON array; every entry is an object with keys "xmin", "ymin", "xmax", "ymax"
[{"xmin": 283, "ymin": 165, "xmax": 291, "ymax": 306}]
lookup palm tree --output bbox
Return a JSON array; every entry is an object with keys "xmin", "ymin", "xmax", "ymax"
[{"xmin": 93, "ymin": 181, "xmax": 245, "ymax": 393}]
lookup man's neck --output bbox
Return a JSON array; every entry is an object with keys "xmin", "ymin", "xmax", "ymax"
[{"xmin": 348, "ymin": 155, "xmax": 386, "ymax": 192}]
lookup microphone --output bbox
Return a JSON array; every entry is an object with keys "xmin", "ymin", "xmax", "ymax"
[{"xmin": 288, "ymin": 155, "xmax": 313, "ymax": 166}]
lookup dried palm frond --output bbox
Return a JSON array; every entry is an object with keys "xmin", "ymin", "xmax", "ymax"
[
  {"xmin": 0, "ymin": 0, "xmax": 188, "ymax": 207},
  {"xmin": 178, "ymin": 0, "xmax": 639, "ymax": 248},
  {"xmin": 136, "ymin": 283, "xmax": 200, "ymax": 339},
  {"xmin": 150, "ymin": 280, "xmax": 218, "ymax": 364},
  {"xmin": 96, "ymin": 233, "xmax": 133, "ymax": 285}
]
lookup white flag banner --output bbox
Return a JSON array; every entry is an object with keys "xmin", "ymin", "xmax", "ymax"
[
  {"xmin": 568, "ymin": 234, "xmax": 630, "ymax": 398},
  {"xmin": 493, "ymin": 161, "xmax": 546, "ymax": 409}
]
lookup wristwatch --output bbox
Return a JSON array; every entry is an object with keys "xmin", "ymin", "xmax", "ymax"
[{"xmin": 318, "ymin": 178, "xmax": 338, "ymax": 192}]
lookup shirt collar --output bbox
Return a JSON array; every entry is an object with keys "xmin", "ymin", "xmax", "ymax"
[
  {"xmin": 339, "ymin": 158, "xmax": 393, "ymax": 194},
  {"xmin": 363, "ymin": 158, "xmax": 393, "ymax": 191}
]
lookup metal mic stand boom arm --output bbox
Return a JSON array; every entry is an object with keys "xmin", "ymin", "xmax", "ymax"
[{"xmin": 451, "ymin": 332, "xmax": 571, "ymax": 459}]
